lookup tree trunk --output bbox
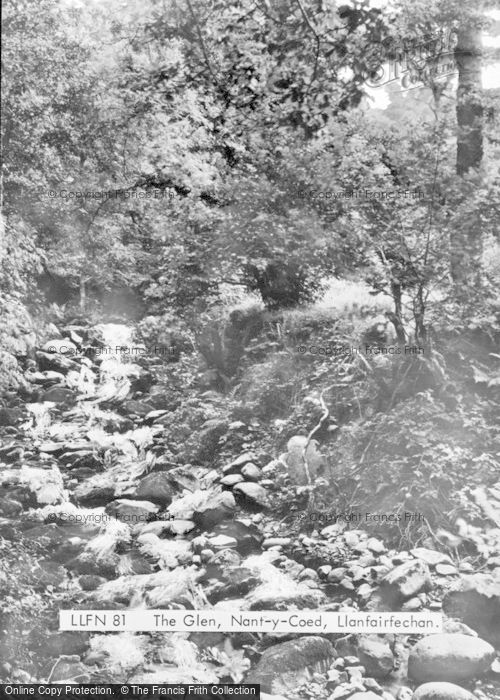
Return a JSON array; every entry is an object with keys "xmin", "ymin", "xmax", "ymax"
[
  {"xmin": 79, "ymin": 275, "xmax": 86, "ymax": 312},
  {"xmin": 451, "ymin": 26, "xmax": 483, "ymax": 289}
]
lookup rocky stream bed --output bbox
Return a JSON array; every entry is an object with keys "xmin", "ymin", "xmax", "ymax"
[{"xmin": 0, "ymin": 323, "xmax": 499, "ymax": 700}]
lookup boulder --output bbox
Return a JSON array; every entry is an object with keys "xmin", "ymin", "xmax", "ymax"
[
  {"xmin": 408, "ymin": 633, "xmax": 495, "ymax": 683},
  {"xmin": 381, "ymin": 560, "xmax": 431, "ymax": 604},
  {"xmin": 40, "ymin": 386, "xmax": 76, "ymax": 403},
  {"xmin": 105, "ymin": 499, "xmax": 158, "ymax": 523},
  {"xmin": 410, "ymin": 548, "xmax": 454, "ymax": 568},
  {"xmin": 411, "ymin": 682, "xmax": 475, "ymax": 700},
  {"xmin": 193, "ymin": 491, "xmax": 236, "ymax": 530},
  {"xmin": 79, "ymin": 575, "xmax": 107, "ymax": 591},
  {"xmin": 442, "ymin": 572, "xmax": 500, "ymax": 647},
  {"xmin": 42, "ymin": 339, "xmax": 77, "ymax": 355},
  {"xmin": 223, "ymin": 452, "xmax": 257, "ymax": 476},
  {"xmin": 233, "ymin": 482, "xmax": 269, "ymax": 509},
  {"xmin": 241, "ymin": 463, "xmax": 261, "ymax": 481},
  {"xmin": 220, "ymin": 474, "xmax": 245, "ymax": 487},
  {"xmin": 246, "ymin": 636, "xmax": 336, "ymax": 694},
  {"xmin": 36, "ymin": 350, "xmax": 78, "ymax": 374},
  {"xmin": 0, "ymin": 407, "xmax": 23, "ymax": 426},
  {"xmin": 357, "ymin": 636, "xmax": 394, "ymax": 678},
  {"xmin": 132, "ymin": 473, "xmax": 178, "ymax": 506}
]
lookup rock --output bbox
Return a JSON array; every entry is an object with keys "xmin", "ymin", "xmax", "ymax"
[
  {"xmin": 79, "ymin": 575, "xmax": 107, "ymax": 591},
  {"xmin": 246, "ymin": 636, "xmax": 336, "ymax": 693},
  {"xmin": 42, "ymin": 339, "xmax": 77, "ymax": 355},
  {"xmin": 168, "ymin": 520, "xmax": 195, "ymax": 536},
  {"xmin": 381, "ymin": 560, "xmax": 431, "ymax": 604},
  {"xmin": 121, "ymin": 399, "xmax": 154, "ymax": 417},
  {"xmin": 411, "ymin": 682, "xmax": 475, "ymax": 699},
  {"xmin": 36, "ymin": 350, "xmax": 78, "ymax": 374},
  {"xmin": 45, "ymin": 632, "xmax": 90, "ymax": 657},
  {"xmin": 410, "ymin": 548, "xmax": 454, "ymax": 567},
  {"xmin": 49, "ymin": 655, "xmax": 90, "ymax": 683},
  {"xmin": 408, "ymin": 633, "xmax": 495, "ymax": 683},
  {"xmin": 263, "ymin": 538, "xmax": 291, "ymax": 549},
  {"xmin": 211, "ymin": 520, "xmax": 262, "ymax": 555},
  {"xmin": 132, "ymin": 473, "xmax": 178, "ymax": 506},
  {"xmin": 29, "ymin": 370, "xmax": 66, "ymax": 385},
  {"xmin": 193, "ymin": 491, "xmax": 236, "ymax": 530},
  {"xmin": 442, "ymin": 572, "xmax": 500, "ymax": 647},
  {"xmin": 357, "ymin": 636, "xmax": 394, "ymax": 678},
  {"xmin": 209, "ymin": 534, "xmax": 238, "ymax": 549},
  {"xmin": 343, "ymin": 693, "xmax": 380, "ymax": 700},
  {"xmin": 241, "ymin": 463, "xmax": 261, "ymax": 481},
  {"xmin": 0, "ymin": 407, "xmax": 23, "ymax": 426},
  {"xmin": 367, "ymin": 538, "xmax": 386, "ymax": 554},
  {"xmin": 40, "ymin": 386, "xmax": 76, "ymax": 403},
  {"xmin": 233, "ymin": 482, "xmax": 269, "ymax": 508},
  {"xmin": 435, "ymin": 564, "xmax": 458, "ymax": 576},
  {"xmin": 223, "ymin": 452, "xmax": 257, "ymax": 476},
  {"xmin": 74, "ymin": 479, "xmax": 115, "ymax": 507},
  {"xmin": 105, "ymin": 499, "xmax": 158, "ymax": 523},
  {"xmin": 209, "ymin": 567, "xmax": 261, "ymax": 602},
  {"xmin": 220, "ymin": 474, "xmax": 245, "ymax": 487},
  {"xmin": 328, "ymin": 568, "xmax": 347, "ymax": 583},
  {"xmin": 188, "ymin": 418, "xmax": 229, "ymax": 463}
]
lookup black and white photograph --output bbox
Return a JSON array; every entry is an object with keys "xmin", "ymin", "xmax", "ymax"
[{"xmin": 1, "ymin": 1, "xmax": 500, "ymax": 698}]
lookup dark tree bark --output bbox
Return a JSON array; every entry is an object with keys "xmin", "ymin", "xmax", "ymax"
[{"xmin": 451, "ymin": 26, "xmax": 483, "ymax": 289}]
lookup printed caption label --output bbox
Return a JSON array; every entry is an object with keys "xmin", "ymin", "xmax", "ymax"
[{"xmin": 60, "ymin": 610, "xmax": 442, "ymax": 633}]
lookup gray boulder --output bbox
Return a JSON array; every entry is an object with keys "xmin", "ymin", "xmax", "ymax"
[
  {"xmin": 408, "ymin": 633, "xmax": 494, "ymax": 683},
  {"xmin": 442, "ymin": 572, "xmax": 500, "ymax": 647},
  {"xmin": 381, "ymin": 560, "xmax": 431, "ymax": 604},
  {"xmin": 246, "ymin": 636, "xmax": 335, "ymax": 693},
  {"xmin": 412, "ymin": 682, "xmax": 475, "ymax": 700},
  {"xmin": 357, "ymin": 636, "xmax": 394, "ymax": 678}
]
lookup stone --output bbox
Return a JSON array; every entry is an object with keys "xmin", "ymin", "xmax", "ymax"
[
  {"xmin": 45, "ymin": 632, "xmax": 90, "ymax": 657},
  {"xmin": 442, "ymin": 572, "xmax": 500, "ymax": 647},
  {"xmin": 345, "ymin": 693, "xmax": 380, "ymax": 700},
  {"xmin": 40, "ymin": 387, "xmax": 76, "ymax": 403},
  {"xmin": 0, "ymin": 407, "xmax": 23, "ymax": 426},
  {"xmin": 209, "ymin": 534, "xmax": 238, "ymax": 549},
  {"xmin": 105, "ymin": 499, "xmax": 158, "ymax": 523},
  {"xmin": 408, "ymin": 633, "xmax": 495, "ymax": 683},
  {"xmin": 435, "ymin": 564, "xmax": 458, "ymax": 576},
  {"xmin": 410, "ymin": 548, "xmax": 454, "ymax": 567},
  {"xmin": 245, "ymin": 636, "xmax": 336, "ymax": 694},
  {"xmin": 132, "ymin": 473, "xmax": 178, "ymax": 506},
  {"xmin": 328, "ymin": 568, "xmax": 347, "ymax": 583},
  {"xmin": 381, "ymin": 560, "xmax": 431, "ymax": 604},
  {"xmin": 241, "ymin": 463, "xmax": 261, "ymax": 481},
  {"xmin": 233, "ymin": 482, "xmax": 269, "ymax": 508},
  {"xmin": 220, "ymin": 474, "xmax": 245, "ymax": 487},
  {"xmin": 263, "ymin": 538, "xmax": 291, "ymax": 548},
  {"xmin": 43, "ymin": 339, "xmax": 77, "ymax": 355},
  {"xmin": 366, "ymin": 537, "xmax": 386, "ymax": 554},
  {"xmin": 168, "ymin": 520, "xmax": 195, "ymax": 536},
  {"xmin": 79, "ymin": 575, "xmax": 106, "ymax": 591},
  {"xmin": 357, "ymin": 636, "xmax": 394, "ymax": 678},
  {"xmin": 36, "ymin": 350, "xmax": 78, "ymax": 374},
  {"xmin": 223, "ymin": 452, "xmax": 257, "ymax": 476},
  {"xmin": 193, "ymin": 491, "xmax": 236, "ymax": 530},
  {"xmin": 412, "ymin": 682, "xmax": 475, "ymax": 700}
]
